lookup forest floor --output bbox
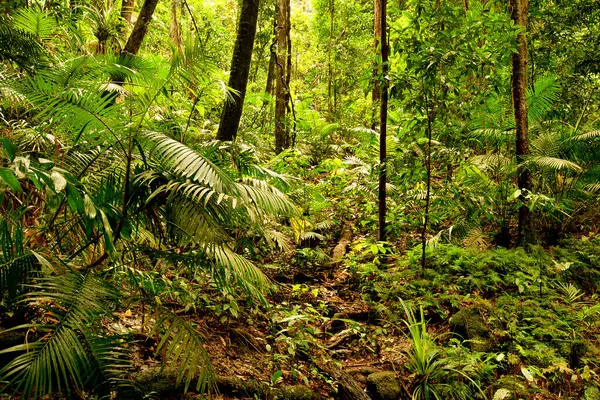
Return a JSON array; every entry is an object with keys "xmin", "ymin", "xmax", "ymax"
[{"xmin": 127, "ymin": 232, "xmax": 600, "ymax": 400}]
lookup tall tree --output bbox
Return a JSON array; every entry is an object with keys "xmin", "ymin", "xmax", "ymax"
[
  {"xmin": 378, "ymin": 0, "xmax": 388, "ymax": 242},
  {"xmin": 265, "ymin": 19, "xmax": 277, "ymax": 95},
  {"xmin": 371, "ymin": 0, "xmax": 382, "ymax": 129},
  {"xmin": 122, "ymin": 0, "xmax": 159, "ymax": 55},
  {"xmin": 216, "ymin": 0, "xmax": 261, "ymax": 142},
  {"xmin": 121, "ymin": 0, "xmax": 135, "ymax": 24},
  {"xmin": 275, "ymin": 0, "xmax": 290, "ymax": 153},
  {"xmin": 510, "ymin": 0, "xmax": 533, "ymax": 245},
  {"xmin": 327, "ymin": 0, "xmax": 334, "ymax": 122}
]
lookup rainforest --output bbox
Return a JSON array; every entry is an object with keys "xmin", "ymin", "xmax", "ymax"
[{"xmin": 0, "ymin": 0, "xmax": 599, "ymax": 399}]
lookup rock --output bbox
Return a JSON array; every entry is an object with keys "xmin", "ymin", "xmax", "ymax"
[
  {"xmin": 366, "ymin": 371, "xmax": 401, "ymax": 400},
  {"xmin": 450, "ymin": 308, "xmax": 493, "ymax": 352}
]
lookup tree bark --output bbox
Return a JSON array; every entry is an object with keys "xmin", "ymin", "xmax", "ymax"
[
  {"xmin": 510, "ymin": 0, "xmax": 533, "ymax": 246},
  {"xmin": 121, "ymin": 0, "xmax": 135, "ymax": 24},
  {"xmin": 378, "ymin": 0, "xmax": 388, "ymax": 243},
  {"xmin": 122, "ymin": 0, "xmax": 159, "ymax": 55},
  {"xmin": 169, "ymin": 0, "xmax": 182, "ymax": 53},
  {"xmin": 371, "ymin": 0, "xmax": 382, "ymax": 129},
  {"xmin": 265, "ymin": 19, "xmax": 277, "ymax": 94},
  {"xmin": 275, "ymin": 0, "xmax": 290, "ymax": 154},
  {"xmin": 216, "ymin": 0, "xmax": 261, "ymax": 142}
]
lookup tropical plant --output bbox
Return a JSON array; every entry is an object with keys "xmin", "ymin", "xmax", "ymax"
[{"xmin": 0, "ymin": 26, "xmax": 296, "ymax": 398}]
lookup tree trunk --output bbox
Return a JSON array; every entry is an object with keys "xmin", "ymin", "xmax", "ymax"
[
  {"xmin": 275, "ymin": 0, "xmax": 290, "ymax": 154},
  {"xmin": 216, "ymin": 0, "xmax": 261, "ymax": 142},
  {"xmin": 371, "ymin": 0, "xmax": 382, "ymax": 129},
  {"xmin": 265, "ymin": 18, "xmax": 277, "ymax": 94},
  {"xmin": 510, "ymin": 0, "xmax": 533, "ymax": 246},
  {"xmin": 121, "ymin": 0, "xmax": 135, "ymax": 24},
  {"xmin": 327, "ymin": 0, "xmax": 334, "ymax": 122},
  {"xmin": 378, "ymin": 0, "xmax": 388, "ymax": 243},
  {"xmin": 169, "ymin": 0, "xmax": 182, "ymax": 52},
  {"xmin": 122, "ymin": 0, "xmax": 159, "ymax": 55}
]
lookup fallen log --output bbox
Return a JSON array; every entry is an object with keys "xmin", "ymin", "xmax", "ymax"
[
  {"xmin": 332, "ymin": 222, "xmax": 353, "ymax": 261},
  {"xmin": 133, "ymin": 368, "xmax": 326, "ymax": 399}
]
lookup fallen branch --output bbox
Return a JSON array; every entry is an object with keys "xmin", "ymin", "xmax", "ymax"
[{"xmin": 332, "ymin": 222, "xmax": 353, "ymax": 261}]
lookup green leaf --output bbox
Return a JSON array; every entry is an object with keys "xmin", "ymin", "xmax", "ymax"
[
  {"xmin": 83, "ymin": 194, "xmax": 97, "ymax": 219},
  {"xmin": 271, "ymin": 369, "xmax": 283, "ymax": 385},
  {"xmin": 51, "ymin": 170, "xmax": 67, "ymax": 192},
  {"xmin": 66, "ymin": 183, "xmax": 84, "ymax": 213},
  {"xmin": 521, "ymin": 366, "xmax": 534, "ymax": 382},
  {"xmin": 493, "ymin": 389, "xmax": 511, "ymax": 400},
  {"xmin": 0, "ymin": 138, "xmax": 16, "ymax": 161},
  {"xmin": 0, "ymin": 168, "xmax": 22, "ymax": 192}
]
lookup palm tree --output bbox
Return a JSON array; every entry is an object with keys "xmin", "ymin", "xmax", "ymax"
[{"xmin": 0, "ymin": 15, "xmax": 296, "ymax": 398}]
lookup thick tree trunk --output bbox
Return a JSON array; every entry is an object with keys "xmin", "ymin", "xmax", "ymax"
[
  {"xmin": 169, "ymin": 0, "xmax": 182, "ymax": 52},
  {"xmin": 275, "ymin": 0, "xmax": 290, "ymax": 154},
  {"xmin": 378, "ymin": 0, "xmax": 388, "ymax": 243},
  {"xmin": 216, "ymin": 0, "xmax": 261, "ymax": 142},
  {"xmin": 122, "ymin": 0, "xmax": 159, "ymax": 55},
  {"xmin": 121, "ymin": 0, "xmax": 135, "ymax": 24},
  {"xmin": 371, "ymin": 0, "xmax": 382, "ymax": 129},
  {"xmin": 510, "ymin": 0, "xmax": 533, "ymax": 246}
]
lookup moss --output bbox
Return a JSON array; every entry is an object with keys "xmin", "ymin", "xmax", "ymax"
[
  {"xmin": 275, "ymin": 385, "xmax": 322, "ymax": 399},
  {"xmin": 366, "ymin": 371, "xmax": 400, "ymax": 400},
  {"xmin": 584, "ymin": 385, "xmax": 600, "ymax": 400}
]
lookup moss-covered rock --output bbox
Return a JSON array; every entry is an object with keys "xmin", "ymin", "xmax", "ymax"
[
  {"xmin": 450, "ymin": 307, "xmax": 494, "ymax": 352},
  {"xmin": 366, "ymin": 371, "xmax": 400, "ymax": 400}
]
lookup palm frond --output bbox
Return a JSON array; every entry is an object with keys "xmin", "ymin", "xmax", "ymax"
[
  {"xmin": 3, "ymin": 73, "xmax": 122, "ymax": 148},
  {"xmin": 526, "ymin": 156, "xmax": 583, "ymax": 172},
  {"xmin": 0, "ymin": 220, "xmax": 39, "ymax": 302},
  {"xmin": 573, "ymin": 130, "xmax": 600, "ymax": 141},
  {"xmin": 0, "ymin": 272, "xmax": 129, "ymax": 399},
  {"xmin": 11, "ymin": 9, "xmax": 57, "ymax": 41},
  {"xmin": 0, "ymin": 24, "xmax": 44, "ymax": 72},
  {"xmin": 155, "ymin": 308, "xmax": 215, "ymax": 393},
  {"xmin": 141, "ymin": 132, "xmax": 235, "ymax": 193},
  {"xmin": 526, "ymin": 75, "xmax": 559, "ymax": 123}
]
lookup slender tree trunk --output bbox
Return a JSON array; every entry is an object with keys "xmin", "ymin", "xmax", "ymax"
[
  {"xmin": 422, "ymin": 92, "xmax": 433, "ymax": 269},
  {"xmin": 169, "ymin": 0, "xmax": 182, "ymax": 52},
  {"xmin": 378, "ymin": 0, "xmax": 388, "ymax": 243},
  {"xmin": 327, "ymin": 0, "xmax": 334, "ymax": 122},
  {"xmin": 510, "ymin": 0, "xmax": 533, "ymax": 246},
  {"xmin": 265, "ymin": 19, "xmax": 277, "ymax": 94},
  {"xmin": 122, "ymin": 0, "xmax": 159, "ymax": 55},
  {"xmin": 216, "ymin": 0, "xmax": 261, "ymax": 142},
  {"xmin": 371, "ymin": 0, "xmax": 382, "ymax": 130},
  {"xmin": 121, "ymin": 0, "xmax": 135, "ymax": 24},
  {"xmin": 275, "ymin": 0, "xmax": 290, "ymax": 154}
]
